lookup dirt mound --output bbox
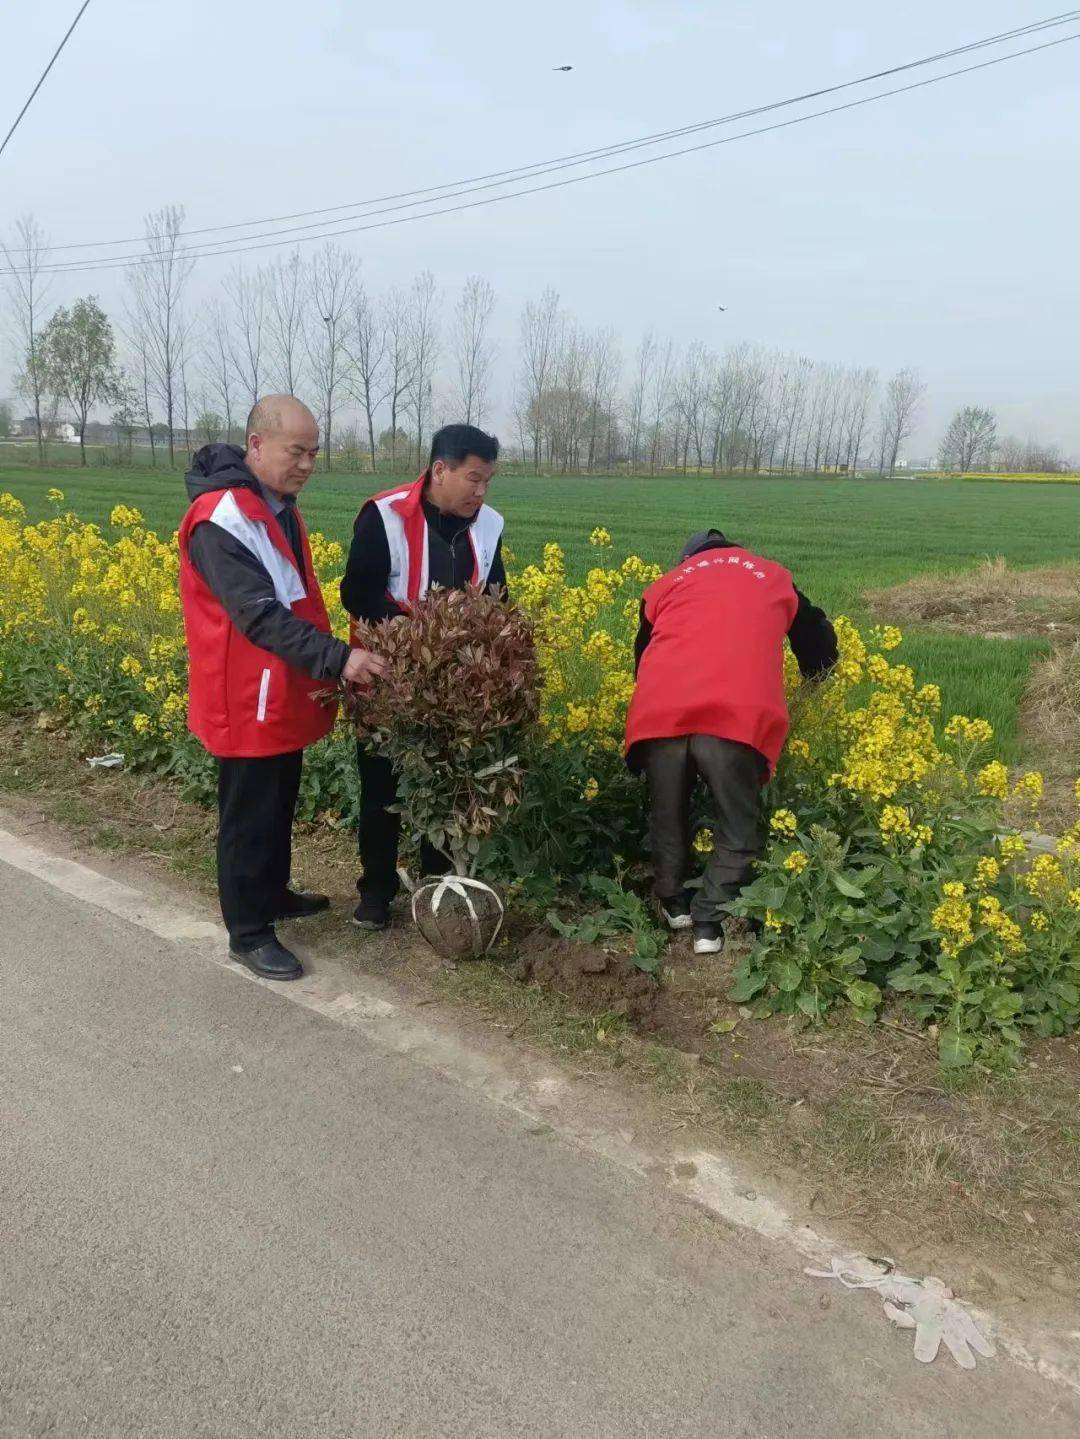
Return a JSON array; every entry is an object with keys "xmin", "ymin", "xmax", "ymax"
[{"xmin": 515, "ymin": 930, "xmax": 660, "ymax": 1024}]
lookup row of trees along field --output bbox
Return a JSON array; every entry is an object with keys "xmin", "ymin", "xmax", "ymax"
[{"xmin": 1, "ymin": 209, "xmax": 1072, "ymax": 473}]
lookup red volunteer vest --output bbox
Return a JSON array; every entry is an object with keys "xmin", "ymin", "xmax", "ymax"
[
  {"xmin": 348, "ymin": 472, "xmax": 504, "ymax": 643},
  {"xmin": 624, "ymin": 547, "xmax": 799, "ymax": 776},
  {"xmin": 178, "ymin": 485, "xmax": 338, "ymax": 759}
]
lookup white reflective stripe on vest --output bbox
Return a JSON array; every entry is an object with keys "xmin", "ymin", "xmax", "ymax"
[
  {"xmin": 374, "ymin": 490, "xmax": 427, "ymax": 603},
  {"xmin": 256, "ymin": 667, "xmax": 271, "ymax": 722},
  {"xmin": 376, "ymin": 494, "xmax": 504, "ymax": 603},
  {"xmin": 206, "ymin": 489, "xmax": 306, "ymax": 609}
]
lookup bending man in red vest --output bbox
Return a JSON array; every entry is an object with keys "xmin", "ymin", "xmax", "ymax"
[
  {"xmin": 625, "ymin": 529, "xmax": 837, "ymax": 957},
  {"xmin": 179, "ymin": 396, "xmax": 385, "ymax": 980},
  {"xmin": 340, "ymin": 424, "xmax": 506, "ymax": 931}
]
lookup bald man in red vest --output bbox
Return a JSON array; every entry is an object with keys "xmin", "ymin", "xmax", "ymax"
[
  {"xmin": 179, "ymin": 396, "xmax": 385, "ymax": 980},
  {"xmin": 625, "ymin": 530, "xmax": 836, "ymax": 956}
]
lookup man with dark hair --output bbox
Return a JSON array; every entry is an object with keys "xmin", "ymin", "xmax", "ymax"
[
  {"xmin": 625, "ymin": 528, "xmax": 836, "ymax": 956},
  {"xmin": 179, "ymin": 395, "xmax": 386, "ymax": 979},
  {"xmin": 340, "ymin": 422, "xmax": 507, "ymax": 930}
]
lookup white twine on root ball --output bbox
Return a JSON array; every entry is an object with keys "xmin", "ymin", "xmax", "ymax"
[{"xmin": 411, "ymin": 874, "xmax": 506, "ymax": 957}]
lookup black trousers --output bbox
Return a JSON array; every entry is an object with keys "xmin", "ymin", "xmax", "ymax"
[
  {"xmin": 217, "ymin": 750, "xmax": 303, "ymax": 951},
  {"xmin": 356, "ymin": 743, "xmax": 446, "ymax": 902},
  {"xmin": 642, "ymin": 735, "xmax": 765, "ymax": 923}
]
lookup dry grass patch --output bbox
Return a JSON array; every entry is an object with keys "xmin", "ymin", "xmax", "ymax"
[
  {"xmin": 867, "ymin": 556, "xmax": 1080, "ymax": 641},
  {"xmin": 870, "ymin": 558, "xmax": 1080, "ymax": 828}
]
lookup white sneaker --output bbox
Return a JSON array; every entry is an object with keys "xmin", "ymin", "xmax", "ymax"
[
  {"xmin": 692, "ymin": 921, "xmax": 725, "ymax": 955},
  {"xmin": 660, "ymin": 895, "xmax": 693, "ymax": 930}
]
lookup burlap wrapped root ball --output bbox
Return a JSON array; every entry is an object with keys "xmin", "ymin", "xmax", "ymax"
[{"xmin": 412, "ymin": 875, "xmax": 506, "ymax": 959}]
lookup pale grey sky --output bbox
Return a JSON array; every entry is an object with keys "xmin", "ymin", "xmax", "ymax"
[{"xmin": 3, "ymin": 0, "xmax": 1078, "ymax": 454}]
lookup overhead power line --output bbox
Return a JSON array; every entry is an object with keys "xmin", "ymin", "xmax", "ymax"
[
  {"xmin": 29, "ymin": 9, "xmax": 1080, "ymax": 257},
  {"xmin": 0, "ymin": 1, "xmax": 93, "ymax": 163},
  {"xmin": 3, "ymin": 24, "xmax": 1077, "ymax": 277}
]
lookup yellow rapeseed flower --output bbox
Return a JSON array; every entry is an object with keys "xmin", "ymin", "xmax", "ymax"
[
  {"xmin": 879, "ymin": 804, "xmax": 912, "ymax": 840},
  {"xmin": 974, "ymin": 856, "xmax": 1000, "ymax": 889},
  {"xmin": 565, "ymin": 704, "xmax": 590, "ymax": 735},
  {"xmin": 1013, "ymin": 771, "xmax": 1044, "ymax": 807},
  {"xmin": 945, "ymin": 715, "xmax": 994, "ymax": 746},
  {"xmin": 977, "ymin": 761, "xmax": 1009, "ymax": 799},
  {"xmin": 1023, "ymin": 854, "xmax": 1066, "ymax": 901},
  {"xmin": 769, "ymin": 809, "xmax": 797, "ymax": 837},
  {"xmin": 110, "ymin": 504, "xmax": 144, "ymax": 529}
]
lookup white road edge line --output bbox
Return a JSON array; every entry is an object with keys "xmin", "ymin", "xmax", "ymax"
[{"xmin": 1, "ymin": 823, "xmax": 1077, "ymax": 1397}]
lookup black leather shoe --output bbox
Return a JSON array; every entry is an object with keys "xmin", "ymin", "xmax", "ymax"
[
  {"xmin": 229, "ymin": 938, "xmax": 304, "ymax": 981},
  {"xmin": 351, "ymin": 896, "xmax": 391, "ymax": 931},
  {"xmin": 276, "ymin": 888, "xmax": 330, "ymax": 921}
]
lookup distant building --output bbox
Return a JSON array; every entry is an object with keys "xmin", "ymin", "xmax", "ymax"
[{"xmin": 17, "ymin": 416, "xmax": 78, "ymax": 442}]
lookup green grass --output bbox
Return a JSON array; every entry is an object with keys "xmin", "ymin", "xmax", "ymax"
[{"xmin": 3, "ymin": 460, "xmax": 1078, "ymax": 758}]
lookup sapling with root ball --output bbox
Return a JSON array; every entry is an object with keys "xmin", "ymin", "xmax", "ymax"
[{"xmin": 347, "ymin": 587, "xmax": 540, "ymax": 958}]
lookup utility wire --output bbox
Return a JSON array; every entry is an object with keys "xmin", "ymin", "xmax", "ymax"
[
  {"xmin": 31, "ymin": 9, "xmax": 1080, "ymax": 256},
  {"xmin": 5, "ymin": 27, "xmax": 1078, "ymax": 276},
  {"xmin": 0, "ymin": 1, "xmax": 93, "ymax": 163}
]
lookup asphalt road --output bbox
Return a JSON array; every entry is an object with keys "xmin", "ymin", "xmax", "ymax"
[{"xmin": 3, "ymin": 853, "xmax": 1077, "ymax": 1438}]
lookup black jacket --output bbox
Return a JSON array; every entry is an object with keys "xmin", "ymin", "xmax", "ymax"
[
  {"xmin": 633, "ymin": 537, "xmax": 838, "ymax": 679},
  {"xmin": 340, "ymin": 485, "xmax": 507, "ymax": 623},
  {"xmin": 185, "ymin": 444, "xmax": 349, "ymax": 683}
]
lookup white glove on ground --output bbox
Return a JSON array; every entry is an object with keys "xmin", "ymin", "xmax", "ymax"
[{"xmin": 806, "ymin": 1255, "xmax": 995, "ymax": 1370}]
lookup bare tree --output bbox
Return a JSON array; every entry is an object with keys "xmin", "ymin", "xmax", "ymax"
[
  {"xmin": 2, "ymin": 215, "xmax": 53, "ymax": 462},
  {"xmin": 126, "ymin": 205, "xmax": 193, "ymax": 465},
  {"xmin": 938, "ymin": 405, "xmax": 998, "ymax": 473},
  {"xmin": 583, "ymin": 326, "xmax": 619, "ymax": 472},
  {"xmin": 347, "ymin": 281, "xmax": 388, "ymax": 473},
  {"xmin": 545, "ymin": 323, "xmax": 589, "ymax": 473},
  {"xmin": 842, "ymin": 367, "xmax": 878, "ymax": 472},
  {"xmin": 997, "ymin": 434, "xmax": 1066, "ymax": 473},
  {"xmin": 647, "ymin": 339, "xmax": 675, "ymax": 472},
  {"xmin": 127, "ymin": 321, "xmax": 158, "ymax": 465},
  {"xmin": 626, "ymin": 331, "xmax": 656, "ymax": 471},
  {"xmin": 305, "ymin": 244, "xmax": 359, "ymax": 469},
  {"xmin": 222, "ymin": 265, "xmax": 267, "ymax": 413},
  {"xmin": 266, "ymin": 250, "xmax": 307, "ymax": 396},
  {"xmin": 405, "ymin": 270, "xmax": 440, "ymax": 469},
  {"xmin": 876, "ymin": 367, "xmax": 925, "ymax": 475},
  {"xmin": 381, "ymin": 286, "xmax": 413, "ymax": 470},
  {"xmin": 517, "ymin": 288, "xmax": 561, "ymax": 471},
  {"xmin": 672, "ymin": 341, "xmax": 712, "ymax": 471},
  {"xmin": 201, "ymin": 300, "xmax": 237, "ymax": 442},
  {"xmin": 452, "ymin": 275, "xmax": 496, "ymax": 426}
]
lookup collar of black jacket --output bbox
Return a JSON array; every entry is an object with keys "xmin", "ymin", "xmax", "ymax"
[
  {"xmin": 421, "ymin": 488, "xmax": 477, "ymax": 539},
  {"xmin": 184, "ymin": 442, "xmax": 296, "ymax": 515},
  {"xmin": 185, "ymin": 443, "xmax": 255, "ymax": 501}
]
